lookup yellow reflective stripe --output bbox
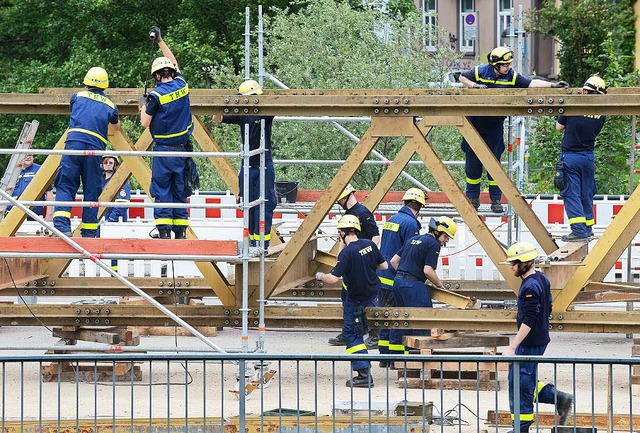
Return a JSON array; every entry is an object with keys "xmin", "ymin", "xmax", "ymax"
[
  {"xmin": 153, "ymin": 122, "xmax": 193, "ymax": 139},
  {"xmin": 379, "ymin": 276, "xmax": 394, "ymax": 287},
  {"xmin": 115, "ymin": 199, "xmax": 130, "ymax": 203},
  {"xmin": 378, "ymin": 339, "xmax": 389, "ymax": 347},
  {"xmin": 389, "ymin": 344, "xmax": 405, "ymax": 352},
  {"xmin": 19, "ymin": 173, "xmax": 36, "ymax": 179},
  {"xmin": 510, "ymin": 413, "xmax": 535, "ymax": 421},
  {"xmin": 76, "ymin": 91, "xmax": 115, "ymax": 109},
  {"xmin": 466, "ymin": 177, "xmax": 482, "ymax": 185},
  {"xmin": 533, "ymin": 381, "xmax": 546, "ymax": 400},
  {"xmin": 382, "ymin": 221, "xmax": 400, "ymax": 232},
  {"xmin": 68, "ymin": 128, "xmax": 108, "ymax": 144},
  {"xmin": 342, "ymin": 282, "xmax": 348, "ymax": 290},
  {"xmin": 488, "ymin": 180, "xmax": 498, "ymax": 186},
  {"xmin": 111, "ymin": 265, "xmax": 119, "ymax": 271},
  {"xmin": 568, "ymin": 216, "xmax": 587, "ymax": 224},
  {"xmin": 264, "ymin": 233, "xmax": 271, "ymax": 241},
  {"xmin": 155, "ymin": 218, "xmax": 173, "ymax": 225},
  {"xmin": 152, "ymin": 84, "xmax": 189, "ymax": 105},
  {"xmin": 81, "ymin": 223, "xmax": 98, "ymax": 230},
  {"xmin": 346, "ymin": 344, "xmax": 367, "ymax": 354},
  {"xmin": 475, "ymin": 67, "xmax": 518, "ymax": 85},
  {"xmin": 53, "ymin": 211, "xmax": 71, "ymax": 218},
  {"xmin": 173, "ymin": 219, "xmax": 189, "ymax": 226},
  {"xmin": 585, "ymin": 219, "xmax": 595, "ymax": 227}
]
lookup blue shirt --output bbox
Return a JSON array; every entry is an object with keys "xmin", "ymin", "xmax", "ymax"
[
  {"xmin": 101, "ymin": 175, "xmax": 130, "ymax": 222},
  {"xmin": 395, "ymin": 233, "xmax": 441, "ymax": 282},
  {"xmin": 517, "ymin": 271, "xmax": 552, "ymax": 347},
  {"xmin": 67, "ymin": 89, "xmax": 119, "ymax": 150},
  {"xmin": 222, "ymin": 115, "xmax": 274, "ymax": 167},
  {"xmin": 9, "ymin": 163, "xmax": 51, "ymax": 216},
  {"xmin": 377, "ymin": 206, "xmax": 421, "ymax": 288},
  {"xmin": 331, "ymin": 239, "xmax": 385, "ymax": 301},
  {"xmin": 345, "ymin": 202, "xmax": 380, "ymax": 240},
  {"xmin": 558, "ymin": 115, "xmax": 606, "ymax": 153},
  {"xmin": 147, "ymin": 73, "xmax": 193, "ymax": 146}
]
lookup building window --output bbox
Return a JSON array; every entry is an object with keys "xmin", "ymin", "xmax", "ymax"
[
  {"xmin": 459, "ymin": 0, "xmax": 474, "ymax": 53},
  {"xmin": 423, "ymin": 0, "xmax": 437, "ymax": 51},
  {"xmin": 497, "ymin": 0, "xmax": 513, "ymax": 47}
]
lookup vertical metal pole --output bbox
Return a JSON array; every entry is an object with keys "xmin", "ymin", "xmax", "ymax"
[
  {"xmin": 258, "ymin": 5, "xmax": 265, "ymax": 87},
  {"xmin": 244, "ymin": 7, "xmax": 251, "ymax": 81},
  {"xmin": 517, "ymin": 6, "xmax": 524, "ymax": 74}
]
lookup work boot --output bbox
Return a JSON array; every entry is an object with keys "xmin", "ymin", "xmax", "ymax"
[
  {"xmin": 328, "ymin": 333, "xmax": 347, "ymax": 346},
  {"xmin": 556, "ymin": 391, "xmax": 574, "ymax": 425},
  {"xmin": 490, "ymin": 200, "xmax": 504, "ymax": 213},
  {"xmin": 470, "ymin": 198, "xmax": 480, "ymax": 210},
  {"xmin": 158, "ymin": 228, "xmax": 172, "ymax": 239},
  {"xmin": 173, "ymin": 227, "xmax": 187, "ymax": 239},
  {"xmin": 561, "ymin": 233, "xmax": 589, "ymax": 243},
  {"xmin": 345, "ymin": 368, "xmax": 374, "ymax": 388}
]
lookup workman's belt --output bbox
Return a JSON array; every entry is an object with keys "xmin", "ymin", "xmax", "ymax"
[{"xmin": 395, "ymin": 271, "xmax": 424, "ymax": 282}]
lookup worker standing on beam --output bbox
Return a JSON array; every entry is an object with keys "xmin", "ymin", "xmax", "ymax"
[
  {"xmin": 503, "ymin": 242, "xmax": 573, "ymax": 432},
  {"xmin": 555, "ymin": 76, "xmax": 607, "ymax": 242},
  {"xmin": 328, "ymin": 184, "xmax": 381, "ymax": 349},
  {"xmin": 53, "ymin": 67, "xmax": 121, "ymax": 237},
  {"xmin": 140, "ymin": 27, "xmax": 193, "ymax": 240},
  {"xmin": 458, "ymin": 46, "xmax": 568, "ymax": 213},
  {"xmin": 316, "ymin": 215, "xmax": 387, "ymax": 388},
  {"xmin": 7, "ymin": 153, "xmax": 53, "ymax": 221},
  {"xmin": 213, "ymin": 80, "xmax": 277, "ymax": 249},
  {"xmin": 376, "ymin": 188, "xmax": 425, "ymax": 366},
  {"xmin": 387, "ymin": 216, "xmax": 456, "ymax": 357}
]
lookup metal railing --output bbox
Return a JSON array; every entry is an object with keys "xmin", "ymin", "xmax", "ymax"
[{"xmin": 0, "ymin": 352, "xmax": 637, "ymax": 433}]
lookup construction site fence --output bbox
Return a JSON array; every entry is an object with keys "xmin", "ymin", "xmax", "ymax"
[{"xmin": 0, "ymin": 352, "xmax": 638, "ymax": 433}]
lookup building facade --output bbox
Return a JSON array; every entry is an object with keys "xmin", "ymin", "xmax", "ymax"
[{"xmin": 416, "ymin": 0, "xmax": 556, "ymax": 77}]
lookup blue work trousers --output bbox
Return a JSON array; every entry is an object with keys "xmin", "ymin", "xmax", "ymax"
[
  {"xmin": 239, "ymin": 163, "xmax": 276, "ymax": 248},
  {"xmin": 376, "ymin": 285, "xmax": 395, "ymax": 355},
  {"xmin": 561, "ymin": 152, "xmax": 596, "ymax": 237},
  {"xmin": 150, "ymin": 144, "xmax": 189, "ymax": 233},
  {"xmin": 343, "ymin": 296, "xmax": 374, "ymax": 371},
  {"xmin": 388, "ymin": 278, "xmax": 432, "ymax": 356},
  {"xmin": 53, "ymin": 141, "xmax": 102, "ymax": 237},
  {"xmin": 508, "ymin": 344, "xmax": 557, "ymax": 432},
  {"xmin": 462, "ymin": 118, "xmax": 505, "ymax": 201}
]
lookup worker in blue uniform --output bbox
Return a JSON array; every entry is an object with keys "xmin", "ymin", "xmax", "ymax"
[
  {"xmin": 387, "ymin": 216, "xmax": 456, "ymax": 356},
  {"xmin": 7, "ymin": 154, "xmax": 53, "ymax": 221},
  {"xmin": 556, "ymin": 76, "xmax": 607, "ymax": 242},
  {"xmin": 140, "ymin": 27, "xmax": 192, "ymax": 240},
  {"xmin": 503, "ymin": 242, "xmax": 573, "ymax": 431},
  {"xmin": 328, "ymin": 183, "xmax": 381, "ymax": 348},
  {"xmin": 213, "ymin": 80, "xmax": 276, "ymax": 249},
  {"xmin": 53, "ymin": 67, "xmax": 120, "ymax": 237},
  {"xmin": 316, "ymin": 215, "xmax": 387, "ymax": 388},
  {"xmin": 376, "ymin": 188, "xmax": 425, "ymax": 366},
  {"xmin": 458, "ymin": 46, "xmax": 568, "ymax": 213}
]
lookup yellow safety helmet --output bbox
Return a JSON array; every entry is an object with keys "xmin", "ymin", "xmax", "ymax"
[
  {"xmin": 506, "ymin": 241, "xmax": 539, "ymax": 263},
  {"xmin": 238, "ymin": 79, "xmax": 263, "ymax": 95},
  {"xmin": 488, "ymin": 46, "xmax": 514, "ymax": 65},
  {"xmin": 83, "ymin": 67, "xmax": 109, "ymax": 89},
  {"xmin": 151, "ymin": 56, "xmax": 176, "ymax": 74},
  {"xmin": 402, "ymin": 188, "xmax": 426, "ymax": 205},
  {"xmin": 337, "ymin": 184, "xmax": 356, "ymax": 202},
  {"xmin": 337, "ymin": 214, "xmax": 361, "ymax": 232},
  {"xmin": 583, "ymin": 75, "xmax": 607, "ymax": 95},
  {"xmin": 429, "ymin": 216, "xmax": 456, "ymax": 239}
]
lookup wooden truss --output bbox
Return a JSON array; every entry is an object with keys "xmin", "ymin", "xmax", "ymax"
[{"xmin": 0, "ymin": 87, "xmax": 639, "ymax": 333}]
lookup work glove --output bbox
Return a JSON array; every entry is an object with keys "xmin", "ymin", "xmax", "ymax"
[
  {"xmin": 315, "ymin": 272, "xmax": 323, "ymax": 281},
  {"xmin": 552, "ymin": 80, "xmax": 569, "ymax": 88},
  {"xmin": 473, "ymin": 83, "xmax": 488, "ymax": 89},
  {"xmin": 150, "ymin": 26, "xmax": 162, "ymax": 42}
]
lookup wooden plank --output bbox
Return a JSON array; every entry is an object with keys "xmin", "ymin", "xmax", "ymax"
[
  {"xmin": 0, "ymin": 257, "xmax": 45, "ymax": 290},
  {"xmin": 52, "ymin": 327, "xmax": 121, "ymax": 345},
  {"xmin": 404, "ymin": 333, "xmax": 510, "ymax": 349},
  {"xmin": 396, "ymin": 360, "xmax": 508, "ymax": 371},
  {"xmin": 487, "ymin": 410, "xmax": 640, "ymax": 430},
  {"xmin": 398, "ymin": 377, "xmax": 499, "ymax": 390},
  {"xmin": 128, "ymin": 325, "xmax": 217, "ymax": 337},
  {"xmin": 0, "ymin": 237, "xmax": 238, "ymax": 256}
]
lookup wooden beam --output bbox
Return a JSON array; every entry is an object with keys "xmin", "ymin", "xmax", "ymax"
[
  {"xmin": 487, "ymin": 410, "xmax": 640, "ymax": 430},
  {"xmin": 0, "ymin": 237, "xmax": 238, "ymax": 256}
]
